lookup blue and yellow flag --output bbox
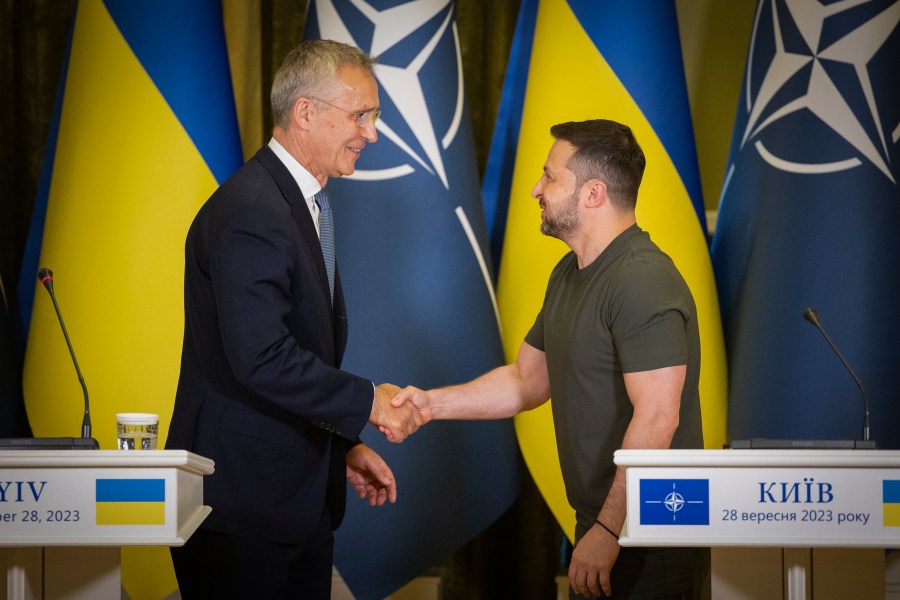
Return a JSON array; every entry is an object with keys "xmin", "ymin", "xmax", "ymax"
[
  {"xmin": 487, "ymin": 0, "xmax": 728, "ymax": 540},
  {"xmin": 711, "ymin": 0, "xmax": 900, "ymax": 448},
  {"xmin": 885, "ymin": 481, "xmax": 900, "ymax": 527},
  {"xmin": 304, "ymin": 1, "xmax": 522, "ymax": 597},
  {"xmin": 96, "ymin": 479, "xmax": 166, "ymax": 526},
  {"xmin": 17, "ymin": 1, "xmax": 242, "ymax": 597}
]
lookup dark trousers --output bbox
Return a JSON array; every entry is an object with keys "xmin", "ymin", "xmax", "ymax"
[
  {"xmin": 171, "ymin": 511, "xmax": 334, "ymax": 599},
  {"xmin": 570, "ymin": 591, "xmax": 694, "ymax": 600},
  {"xmin": 568, "ymin": 546, "xmax": 710, "ymax": 600}
]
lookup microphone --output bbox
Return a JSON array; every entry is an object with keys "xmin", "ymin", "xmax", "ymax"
[
  {"xmin": 38, "ymin": 268, "xmax": 93, "ymax": 441},
  {"xmin": 802, "ymin": 307, "xmax": 872, "ymax": 445},
  {"xmin": 0, "ymin": 268, "xmax": 98, "ymax": 450}
]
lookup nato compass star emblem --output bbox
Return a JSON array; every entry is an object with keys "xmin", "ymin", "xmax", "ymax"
[
  {"xmin": 314, "ymin": 0, "xmax": 463, "ymax": 190},
  {"xmin": 640, "ymin": 479, "xmax": 710, "ymax": 525},
  {"xmin": 737, "ymin": 0, "xmax": 900, "ymax": 183},
  {"xmin": 664, "ymin": 490, "xmax": 687, "ymax": 513}
]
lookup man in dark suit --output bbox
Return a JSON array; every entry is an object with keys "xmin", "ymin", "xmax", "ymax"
[{"xmin": 166, "ymin": 39, "xmax": 421, "ymax": 598}]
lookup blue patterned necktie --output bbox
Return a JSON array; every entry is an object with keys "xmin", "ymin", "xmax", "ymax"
[{"xmin": 314, "ymin": 189, "xmax": 335, "ymax": 303}]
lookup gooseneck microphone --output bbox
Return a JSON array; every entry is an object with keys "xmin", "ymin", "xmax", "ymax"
[
  {"xmin": 0, "ymin": 270, "xmax": 98, "ymax": 449},
  {"xmin": 38, "ymin": 268, "xmax": 93, "ymax": 441},
  {"xmin": 802, "ymin": 307, "xmax": 871, "ymax": 444}
]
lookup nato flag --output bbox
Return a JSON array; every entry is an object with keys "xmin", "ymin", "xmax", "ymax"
[
  {"xmin": 639, "ymin": 479, "xmax": 710, "ymax": 526},
  {"xmin": 304, "ymin": 2, "xmax": 521, "ymax": 598},
  {"xmin": 711, "ymin": 0, "xmax": 900, "ymax": 448}
]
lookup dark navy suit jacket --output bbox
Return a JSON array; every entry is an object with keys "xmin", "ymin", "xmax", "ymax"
[{"xmin": 167, "ymin": 145, "xmax": 373, "ymax": 544}]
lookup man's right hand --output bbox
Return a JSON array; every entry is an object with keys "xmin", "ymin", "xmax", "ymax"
[
  {"xmin": 390, "ymin": 386, "xmax": 434, "ymax": 424},
  {"xmin": 369, "ymin": 383, "xmax": 423, "ymax": 443}
]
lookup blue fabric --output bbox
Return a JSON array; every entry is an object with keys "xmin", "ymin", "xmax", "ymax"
[
  {"xmin": 480, "ymin": 0, "xmax": 539, "ymax": 273},
  {"xmin": 711, "ymin": 0, "xmax": 900, "ymax": 448},
  {"xmin": 104, "ymin": 0, "xmax": 243, "ymax": 184},
  {"xmin": 567, "ymin": 0, "xmax": 706, "ymax": 228},
  {"xmin": 15, "ymin": 0, "xmax": 243, "ymax": 348},
  {"xmin": 305, "ymin": 2, "xmax": 522, "ymax": 598}
]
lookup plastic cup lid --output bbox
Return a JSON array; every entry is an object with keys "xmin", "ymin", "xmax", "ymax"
[{"xmin": 116, "ymin": 412, "xmax": 158, "ymax": 425}]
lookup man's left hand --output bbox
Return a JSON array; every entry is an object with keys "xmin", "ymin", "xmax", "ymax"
[
  {"xmin": 569, "ymin": 523, "xmax": 620, "ymax": 598},
  {"xmin": 346, "ymin": 444, "xmax": 397, "ymax": 506}
]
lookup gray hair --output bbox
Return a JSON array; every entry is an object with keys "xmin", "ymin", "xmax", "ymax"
[{"xmin": 271, "ymin": 39, "xmax": 376, "ymax": 128}]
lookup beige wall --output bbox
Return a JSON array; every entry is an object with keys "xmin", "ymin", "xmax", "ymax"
[
  {"xmin": 677, "ymin": 0, "xmax": 758, "ymax": 210},
  {"xmin": 223, "ymin": 0, "xmax": 264, "ymax": 161}
]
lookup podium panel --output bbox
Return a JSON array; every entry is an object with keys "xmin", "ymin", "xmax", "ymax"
[
  {"xmin": 0, "ymin": 450, "xmax": 212, "ymax": 547},
  {"xmin": 0, "ymin": 450, "xmax": 213, "ymax": 600},
  {"xmin": 615, "ymin": 449, "xmax": 899, "ymax": 600},
  {"xmin": 615, "ymin": 449, "xmax": 900, "ymax": 548}
]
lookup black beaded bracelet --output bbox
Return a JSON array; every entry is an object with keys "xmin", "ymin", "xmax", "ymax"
[{"xmin": 594, "ymin": 519, "xmax": 619, "ymax": 540}]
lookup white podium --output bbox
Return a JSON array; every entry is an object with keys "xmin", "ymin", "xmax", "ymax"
[
  {"xmin": 0, "ymin": 450, "xmax": 214, "ymax": 600},
  {"xmin": 615, "ymin": 449, "xmax": 900, "ymax": 600}
]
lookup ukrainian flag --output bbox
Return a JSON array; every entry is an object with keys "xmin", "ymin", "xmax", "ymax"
[
  {"xmin": 17, "ymin": 1, "xmax": 242, "ymax": 597},
  {"xmin": 884, "ymin": 481, "xmax": 900, "ymax": 527},
  {"xmin": 488, "ymin": 0, "xmax": 728, "ymax": 540},
  {"xmin": 96, "ymin": 478, "xmax": 166, "ymax": 526}
]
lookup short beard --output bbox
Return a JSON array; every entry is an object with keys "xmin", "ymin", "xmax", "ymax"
[{"xmin": 540, "ymin": 190, "xmax": 580, "ymax": 240}]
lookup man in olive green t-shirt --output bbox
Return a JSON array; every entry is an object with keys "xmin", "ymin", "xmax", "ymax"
[{"xmin": 392, "ymin": 119, "xmax": 707, "ymax": 599}]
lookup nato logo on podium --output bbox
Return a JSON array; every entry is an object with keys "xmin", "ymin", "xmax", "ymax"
[{"xmin": 640, "ymin": 479, "xmax": 710, "ymax": 525}]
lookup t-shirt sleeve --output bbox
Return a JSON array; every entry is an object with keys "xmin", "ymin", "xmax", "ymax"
[
  {"xmin": 524, "ymin": 308, "xmax": 546, "ymax": 352},
  {"xmin": 609, "ymin": 262, "xmax": 690, "ymax": 373}
]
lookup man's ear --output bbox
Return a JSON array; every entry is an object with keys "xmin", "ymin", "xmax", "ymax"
[
  {"xmin": 293, "ymin": 97, "xmax": 315, "ymax": 130},
  {"xmin": 584, "ymin": 179, "xmax": 608, "ymax": 208}
]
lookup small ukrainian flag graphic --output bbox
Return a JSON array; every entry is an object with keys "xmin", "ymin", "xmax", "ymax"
[
  {"xmin": 884, "ymin": 481, "xmax": 900, "ymax": 527},
  {"xmin": 96, "ymin": 479, "xmax": 165, "ymax": 526}
]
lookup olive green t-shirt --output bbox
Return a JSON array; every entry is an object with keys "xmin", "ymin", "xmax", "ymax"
[{"xmin": 525, "ymin": 224, "xmax": 703, "ymax": 532}]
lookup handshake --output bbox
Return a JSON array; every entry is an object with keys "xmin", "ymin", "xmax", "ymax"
[{"xmin": 368, "ymin": 383, "xmax": 432, "ymax": 443}]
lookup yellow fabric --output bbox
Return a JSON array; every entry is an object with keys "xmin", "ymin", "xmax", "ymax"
[
  {"xmin": 498, "ymin": 0, "xmax": 728, "ymax": 542},
  {"xmin": 21, "ymin": 1, "xmax": 221, "ymax": 596}
]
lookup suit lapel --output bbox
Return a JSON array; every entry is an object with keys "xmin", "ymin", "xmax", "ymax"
[
  {"xmin": 254, "ymin": 146, "xmax": 333, "ymax": 307},
  {"xmin": 254, "ymin": 146, "xmax": 349, "ymax": 365}
]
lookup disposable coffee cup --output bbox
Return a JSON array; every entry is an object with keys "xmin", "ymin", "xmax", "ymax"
[{"xmin": 116, "ymin": 413, "xmax": 159, "ymax": 450}]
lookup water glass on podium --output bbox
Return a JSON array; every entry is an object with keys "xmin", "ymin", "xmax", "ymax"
[{"xmin": 116, "ymin": 413, "xmax": 158, "ymax": 450}]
